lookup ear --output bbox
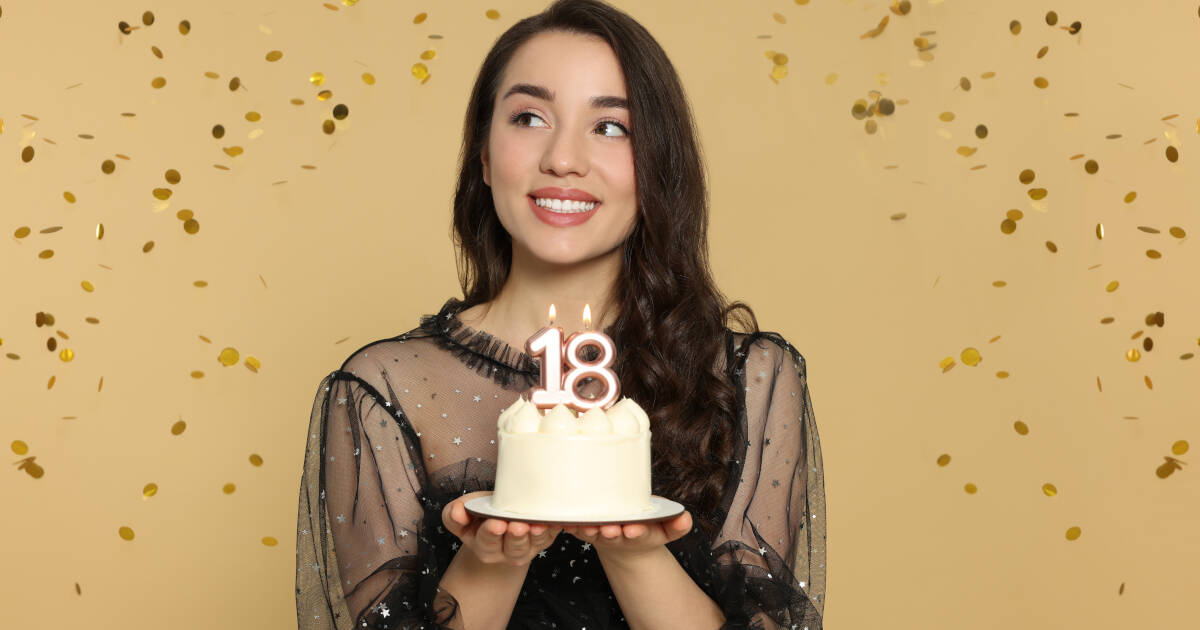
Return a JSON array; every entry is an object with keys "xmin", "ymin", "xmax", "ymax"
[{"xmin": 481, "ymin": 145, "xmax": 491, "ymax": 187}]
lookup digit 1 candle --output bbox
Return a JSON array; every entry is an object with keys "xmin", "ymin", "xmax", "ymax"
[{"xmin": 526, "ymin": 304, "xmax": 572, "ymax": 408}]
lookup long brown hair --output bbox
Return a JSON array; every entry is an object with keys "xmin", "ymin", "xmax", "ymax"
[{"xmin": 452, "ymin": 0, "xmax": 756, "ymax": 535}]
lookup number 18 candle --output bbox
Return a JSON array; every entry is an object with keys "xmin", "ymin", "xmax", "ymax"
[{"xmin": 526, "ymin": 304, "xmax": 620, "ymax": 411}]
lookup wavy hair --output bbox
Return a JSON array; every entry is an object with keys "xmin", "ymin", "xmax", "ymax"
[{"xmin": 451, "ymin": 0, "xmax": 757, "ymax": 535}]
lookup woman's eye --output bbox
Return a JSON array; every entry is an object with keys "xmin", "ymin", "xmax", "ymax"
[
  {"xmin": 513, "ymin": 112, "xmax": 548, "ymax": 128},
  {"xmin": 597, "ymin": 121, "xmax": 628, "ymax": 138}
]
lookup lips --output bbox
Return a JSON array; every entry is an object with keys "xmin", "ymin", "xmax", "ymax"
[
  {"xmin": 527, "ymin": 195, "xmax": 598, "ymax": 227},
  {"xmin": 529, "ymin": 186, "xmax": 600, "ymax": 202}
]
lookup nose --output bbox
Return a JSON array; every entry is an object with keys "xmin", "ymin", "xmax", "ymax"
[{"xmin": 539, "ymin": 126, "xmax": 588, "ymax": 178}]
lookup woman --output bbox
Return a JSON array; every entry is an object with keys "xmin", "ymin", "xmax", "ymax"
[{"xmin": 295, "ymin": 1, "xmax": 826, "ymax": 628}]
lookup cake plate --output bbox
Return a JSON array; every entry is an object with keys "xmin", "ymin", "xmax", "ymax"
[{"xmin": 464, "ymin": 495, "xmax": 685, "ymax": 526}]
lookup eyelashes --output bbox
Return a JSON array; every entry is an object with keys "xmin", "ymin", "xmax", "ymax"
[{"xmin": 509, "ymin": 111, "xmax": 629, "ymax": 138}]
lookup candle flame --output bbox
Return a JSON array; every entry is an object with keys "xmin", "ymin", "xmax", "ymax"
[
  {"xmin": 548, "ymin": 304, "xmax": 557, "ymax": 325},
  {"xmin": 583, "ymin": 304, "xmax": 592, "ymax": 329}
]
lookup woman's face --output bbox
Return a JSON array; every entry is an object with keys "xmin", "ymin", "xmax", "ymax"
[{"xmin": 482, "ymin": 30, "xmax": 637, "ymax": 267}]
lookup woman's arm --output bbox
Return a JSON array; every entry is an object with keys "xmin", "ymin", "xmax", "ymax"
[{"xmin": 566, "ymin": 515, "xmax": 726, "ymax": 630}]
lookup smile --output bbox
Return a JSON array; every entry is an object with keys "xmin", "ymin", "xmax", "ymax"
[{"xmin": 527, "ymin": 195, "xmax": 599, "ymax": 227}]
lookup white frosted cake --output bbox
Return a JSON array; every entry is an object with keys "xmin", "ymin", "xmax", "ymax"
[{"xmin": 491, "ymin": 397, "xmax": 652, "ymax": 520}]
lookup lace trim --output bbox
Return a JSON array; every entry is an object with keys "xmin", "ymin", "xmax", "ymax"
[{"xmin": 419, "ymin": 298, "xmax": 540, "ymax": 389}]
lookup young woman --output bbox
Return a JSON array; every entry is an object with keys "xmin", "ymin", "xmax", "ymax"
[{"xmin": 296, "ymin": 1, "xmax": 826, "ymax": 628}]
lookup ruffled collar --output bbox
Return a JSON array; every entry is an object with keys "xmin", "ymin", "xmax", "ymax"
[{"xmin": 419, "ymin": 298, "xmax": 540, "ymax": 388}]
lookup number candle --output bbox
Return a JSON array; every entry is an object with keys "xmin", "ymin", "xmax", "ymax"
[{"xmin": 526, "ymin": 304, "xmax": 621, "ymax": 411}]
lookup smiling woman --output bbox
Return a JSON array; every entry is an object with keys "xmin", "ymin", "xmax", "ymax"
[{"xmin": 295, "ymin": 1, "xmax": 826, "ymax": 629}]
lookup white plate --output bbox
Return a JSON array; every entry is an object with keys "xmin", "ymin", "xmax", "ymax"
[{"xmin": 464, "ymin": 495, "xmax": 685, "ymax": 526}]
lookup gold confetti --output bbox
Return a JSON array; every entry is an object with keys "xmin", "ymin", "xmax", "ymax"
[
  {"xmin": 1033, "ymin": 77, "xmax": 1049, "ymax": 89},
  {"xmin": 860, "ymin": 15, "xmax": 889, "ymax": 38},
  {"xmin": 936, "ymin": 454, "xmax": 951, "ymax": 467},
  {"xmin": 143, "ymin": 483, "xmax": 158, "ymax": 498},
  {"xmin": 1126, "ymin": 349, "xmax": 1141, "ymax": 362},
  {"xmin": 309, "ymin": 72, "xmax": 325, "ymax": 86},
  {"xmin": 317, "ymin": 89, "xmax": 333, "ymax": 101},
  {"xmin": 771, "ymin": 64, "xmax": 788, "ymax": 80},
  {"xmin": 1173, "ymin": 440, "xmax": 1189, "ymax": 455},
  {"xmin": 975, "ymin": 124, "xmax": 988, "ymax": 139},
  {"xmin": 143, "ymin": 241, "xmax": 155, "ymax": 253},
  {"xmin": 151, "ymin": 45, "xmax": 163, "ymax": 59},
  {"xmin": 1042, "ymin": 483, "xmax": 1057, "ymax": 497},
  {"xmin": 1156, "ymin": 456, "xmax": 1186, "ymax": 479},
  {"xmin": 961, "ymin": 347, "xmax": 982, "ymax": 366},
  {"xmin": 964, "ymin": 483, "xmax": 978, "ymax": 494},
  {"xmin": 250, "ymin": 454, "xmax": 264, "ymax": 467},
  {"xmin": 245, "ymin": 111, "xmax": 261, "ymax": 122},
  {"xmin": 1146, "ymin": 250, "xmax": 1162, "ymax": 259},
  {"xmin": 959, "ymin": 77, "xmax": 972, "ymax": 91},
  {"xmin": 486, "ymin": 9, "xmax": 500, "ymax": 20},
  {"xmin": 413, "ymin": 12, "xmax": 427, "ymax": 24},
  {"xmin": 323, "ymin": 119, "xmax": 336, "ymax": 134},
  {"xmin": 1028, "ymin": 188, "xmax": 1047, "ymax": 200},
  {"xmin": 1000, "ymin": 218, "xmax": 1017, "ymax": 234},
  {"xmin": 223, "ymin": 483, "xmax": 236, "ymax": 494},
  {"xmin": 12, "ymin": 440, "xmax": 29, "ymax": 455},
  {"xmin": 890, "ymin": 0, "xmax": 912, "ymax": 16},
  {"xmin": 1065, "ymin": 526, "xmax": 1081, "ymax": 541},
  {"xmin": 1119, "ymin": 583, "xmax": 1125, "ymax": 595},
  {"xmin": 142, "ymin": 11, "xmax": 154, "ymax": 26},
  {"xmin": 1124, "ymin": 191, "xmax": 1137, "ymax": 203},
  {"xmin": 956, "ymin": 146, "xmax": 977, "ymax": 157},
  {"xmin": 939, "ymin": 356, "xmax": 955, "ymax": 372},
  {"xmin": 996, "ymin": 371, "xmax": 1010, "ymax": 379},
  {"xmin": 412, "ymin": 63, "xmax": 429, "ymax": 81},
  {"xmin": 1145, "ymin": 375, "xmax": 1153, "ymax": 389},
  {"xmin": 772, "ymin": 12, "xmax": 786, "ymax": 24},
  {"xmin": 212, "ymin": 124, "xmax": 225, "ymax": 139},
  {"xmin": 421, "ymin": 49, "xmax": 437, "ymax": 61},
  {"xmin": 15, "ymin": 226, "xmax": 31, "ymax": 238},
  {"xmin": 184, "ymin": 219, "xmax": 200, "ymax": 234},
  {"xmin": 1014, "ymin": 421, "xmax": 1029, "ymax": 435},
  {"xmin": 218, "ymin": 347, "xmax": 240, "ymax": 367},
  {"xmin": 1105, "ymin": 280, "xmax": 1119, "ymax": 292},
  {"xmin": 262, "ymin": 536, "xmax": 279, "ymax": 546},
  {"xmin": 1006, "ymin": 209, "xmax": 1024, "ymax": 221},
  {"xmin": 179, "ymin": 20, "xmax": 191, "ymax": 35},
  {"xmin": 151, "ymin": 77, "xmax": 166, "ymax": 89},
  {"xmin": 190, "ymin": 370, "xmax": 204, "ymax": 379},
  {"xmin": 1096, "ymin": 223, "xmax": 1105, "ymax": 239},
  {"xmin": 64, "ymin": 191, "xmax": 76, "ymax": 203},
  {"xmin": 265, "ymin": 50, "xmax": 283, "ymax": 62},
  {"xmin": 223, "ymin": 146, "xmax": 243, "ymax": 157},
  {"xmin": 59, "ymin": 348, "xmax": 74, "ymax": 362},
  {"xmin": 1096, "ymin": 376, "xmax": 1103, "ymax": 392},
  {"xmin": 119, "ymin": 526, "xmax": 135, "ymax": 541},
  {"xmin": 1085, "ymin": 159, "xmax": 1099, "ymax": 174},
  {"xmin": 1036, "ymin": 45, "xmax": 1049, "ymax": 59},
  {"xmin": 993, "ymin": 280, "xmax": 1007, "ymax": 287},
  {"xmin": 101, "ymin": 159, "xmax": 115, "ymax": 173},
  {"xmin": 362, "ymin": 72, "xmax": 376, "ymax": 85},
  {"xmin": 81, "ymin": 281, "xmax": 94, "ymax": 293},
  {"xmin": 1009, "ymin": 20, "xmax": 1022, "ymax": 35},
  {"xmin": 152, "ymin": 187, "xmax": 172, "ymax": 200},
  {"xmin": 1045, "ymin": 241, "xmax": 1058, "ymax": 253},
  {"xmin": 1169, "ymin": 226, "xmax": 1187, "ymax": 238},
  {"xmin": 165, "ymin": 169, "xmax": 181, "ymax": 184},
  {"xmin": 1046, "ymin": 11, "xmax": 1058, "ymax": 26},
  {"xmin": 245, "ymin": 356, "xmax": 262, "ymax": 372},
  {"xmin": 194, "ymin": 280, "xmax": 208, "ymax": 288},
  {"xmin": 1165, "ymin": 146, "xmax": 1179, "ymax": 162},
  {"xmin": 171, "ymin": 420, "xmax": 187, "ymax": 435},
  {"xmin": 939, "ymin": 112, "xmax": 956, "ymax": 122}
]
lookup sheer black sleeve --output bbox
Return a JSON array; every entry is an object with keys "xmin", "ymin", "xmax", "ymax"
[
  {"xmin": 295, "ymin": 369, "xmax": 463, "ymax": 629},
  {"xmin": 706, "ymin": 334, "xmax": 827, "ymax": 629}
]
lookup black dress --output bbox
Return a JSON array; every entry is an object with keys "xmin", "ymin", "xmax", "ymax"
[{"xmin": 296, "ymin": 298, "xmax": 827, "ymax": 629}]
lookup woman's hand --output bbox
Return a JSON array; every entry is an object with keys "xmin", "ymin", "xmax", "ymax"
[
  {"xmin": 563, "ymin": 511, "xmax": 693, "ymax": 560},
  {"xmin": 442, "ymin": 491, "xmax": 563, "ymax": 567}
]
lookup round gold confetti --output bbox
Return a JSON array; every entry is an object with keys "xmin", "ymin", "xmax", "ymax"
[
  {"xmin": 939, "ymin": 356, "xmax": 955, "ymax": 371},
  {"xmin": 317, "ymin": 89, "xmax": 333, "ymax": 101},
  {"xmin": 964, "ymin": 483, "xmax": 978, "ymax": 494},
  {"xmin": 322, "ymin": 119, "xmax": 336, "ymax": 134},
  {"xmin": 1028, "ymin": 188, "xmax": 1047, "ymax": 200},
  {"xmin": 1173, "ymin": 440, "xmax": 1189, "ymax": 455},
  {"xmin": 421, "ymin": 49, "xmax": 438, "ymax": 61},
  {"xmin": 1124, "ymin": 191, "xmax": 1137, "ymax": 203},
  {"xmin": 59, "ymin": 348, "xmax": 74, "ymax": 362},
  {"xmin": 310, "ymin": 72, "xmax": 325, "ymax": 86},
  {"xmin": 223, "ymin": 146, "xmax": 243, "ymax": 157},
  {"xmin": 176, "ymin": 209, "xmax": 194, "ymax": 221},
  {"xmin": 486, "ymin": 9, "xmax": 501, "ymax": 20},
  {"xmin": 183, "ymin": 219, "xmax": 200, "ymax": 234},
  {"xmin": 164, "ymin": 169, "xmax": 181, "ymax": 184},
  {"xmin": 877, "ymin": 98, "xmax": 895, "ymax": 115},
  {"xmin": 151, "ymin": 77, "xmax": 166, "ymax": 89},
  {"xmin": 142, "ymin": 10, "xmax": 155, "ymax": 26},
  {"xmin": 864, "ymin": 119, "xmax": 877, "ymax": 134},
  {"xmin": 245, "ymin": 111, "xmax": 262, "ymax": 122},
  {"xmin": 1045, "ymin": 11, "xmax": 1058, "ymax": 26},
  {"xmin": 223, "ymin": 483, "xmax": 236, "ymax": 494},
  {"xmin": 996, "ymin": 370, "xmax": 1010, "ymax": 379},
  {"xmin": 1006, "ymin": 209, "xmax": 1024, "ymax": 221},
  {"xmin": 1068, "ymin": 21, "xmax": 1082, "ymax": 34},
  {"xmin": 961, "ymin": 347, "xmax": 982, "ymax": 367},
  {"xmin": 936, "ymin": 454, "xmax": 951, "ymax": 467},
  {"xmin": 412, "ymin": 63, "xmax": 429, "ymax": 80},
  {"xmin": 86, "ymin": 316, "xmax": 100, "ymax": 324},
  {"xmin": 12, "ymin": 440, "xmax": 29, "ymax": 455},
  {"xmin": 143, "ymin": 241, "xmax": 155, "ymax": 253},
  {"xmin": 851, "ymin": 101, "xmax": 868, "ymax": 120},
  {"xmin": 171, "ymin": 420, "xmax": 187, "ymax": 435},
  {"xmin": 61, "ymin": 191, "xmax": 77, "ymax": 205},
  {"xmin": 118, "ymin": 526, "xmax": 135, "ymax": 541},
  {"xmin": 413, "ymin": 12, "xmax": 427, "ymax": 24},
  {"xmin": 1146, "ymin": 249, "xmax": 1162, "ymax": 259},
  {"xmin": 1045, "ymin": 241, "xmax": 1058, "ymax": 253},
  {"xmin": 250, "ymin": 454, "xmax": 264, "ymax": 467},
  {"xmin": 212, "ymin": 124, "xmax": 225, "ymax": 139},
  {"xmin": 190, "ymin": 370, "xmax": 204, "ymax": 379},
  {"xmin": 1106, "ymin": 280, "xmax": 1119, "ymax": 292},
  {"xmin": 81, "ymin": 281, "xmax": 94, "ymax": 293},
  {"xmin": 15, "ymin": 226, "xmax": 31, "ymax": 238},
  {"xmin": 48, "ymin": 337, "xmax": 58, "ymax": 351},
  {"xmin": 245, "ymin": 356, "xmax": 262, "ymax": 372},
  {"xmin": 1169, "ymin": 226, "xmax": 1187, "ymax": 238},
  {"xmin": 1009, "ymin": 20, "xmax": 1021, "ymax": 35},
  {"xmin": 265, "ymin": 50, "xmax": 283, "ymax": 62},
  {"xmin": 333, "ymin": 104, "xmax": 349, "ymax": 120},
  {"xmin": 261, "ymin": 536, "xmax": 279, "ymax": 547},
  {"xmin": 20, "ymin": 145, "xmax": 35, "ymax": 162},
  {"xmin": 993, "ymin": 280, "xmax": 1007, "ymax": 288},
  {"xmin": 178, "ymin": 20, "xmax": 191, "ymax": 35},
  {"xmin": 1084, "ymin": 159, "xmax": 1099, "ymax": 174},
  {"xmin": 1014, "ymin": 421, "xmax": 1029, "ymax": 435},
  {"xmin": 1126, "ymin": 348, "xmax": 1141, "ymax": 362},
  {"xmin": 1033, "ymin": 77, "xmax": 1049, "ymax": 89},
  {"xmin": 362, "ymin": 72, "xmax": 376, "ymax": 85},
  {"xmin": 1065, "ymin": 526, "xmax": 1081, "ymax": 541},
  {"xmin": 229, "ymin": 76, "xmax": 241, "ymax": 91},
  {"xmin": 1042, "ymin": 483, "xmax": 1057, "ymax": 497},
  {"xmin": 143, "ymin": 483, "xmax": 158, "ymax": 498},
  {"xmin": 770, "ymin": 64, "xmax": 789, "ymax": 81},
  {"xmin": 975, "ymin": 124, "xmax": 988, "ymax": 139},
  {"xmin": 194, "ymin": 280, "xmax": 208, "ymax": 288},
  {"xmin": 101, "ymin": 158, "xmax": 117, "ymax": 174},
  {"xmin": 1036, "ymin": 45, "xmax": 1049, "ymax": 59},
  {"xmin": 1166, "ymin": 146, "xmax": 1179, "ymax": 162},
  {"xmin": 151, "ymin": 45, "xmax": 163, "ymax": 59},
  {"xmin": 152, "ymin": 187, "xmax": 172, "ymax": 200},
  {"xmin": 1000, "ymin": 218, "xmax": 1017, "ymax": 234},
  {"xmin": 956, "ymin": 146, "xmax": 977, "ymax": 157},
  {"xmin": 218, "ymin": 347, "xmax": 240, "ymax": 367}
]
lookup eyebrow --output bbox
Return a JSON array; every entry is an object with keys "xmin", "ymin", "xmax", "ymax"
[{"xmin": 502, "ymin": 82, "xmax": 628, "ymax": 110}]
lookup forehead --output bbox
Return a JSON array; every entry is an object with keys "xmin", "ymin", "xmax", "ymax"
[{"xmin": 499, "ymin": 31, "xmax": 627, "ymax": 101}]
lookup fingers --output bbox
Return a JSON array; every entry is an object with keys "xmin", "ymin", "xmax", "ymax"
[
  {"xmin": 502, "ymin": 527, "xmax": 531, "ymax": 564},
  {"xmin": 475, "ymin": 518, "xmax": 507, "ymax": 556},
  {"xmin": 599, "ymin": 524, "xmax": 623, "ymax": 539},
  {"xmin": 622, "ymin": 523, "xmax": 647, "ymax": 539}
]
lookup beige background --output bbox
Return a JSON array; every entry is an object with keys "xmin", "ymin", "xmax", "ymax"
[{"xmin": 3, "ymin": 0, "xmax": 1198, "ymax": 627}]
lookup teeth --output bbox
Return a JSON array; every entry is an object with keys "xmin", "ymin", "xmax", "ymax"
[{"xmin": 534, "ymin": 197, "xmax": 597, "ymax": 213}]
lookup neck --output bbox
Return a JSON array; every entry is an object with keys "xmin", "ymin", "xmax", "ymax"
[{"xmin": 467, "ymin": 245, "xmax": 624, "ymax": 351}]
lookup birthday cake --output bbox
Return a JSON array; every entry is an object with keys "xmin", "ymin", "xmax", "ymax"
[{"xmin": 491, "ymin": 396, "xmax": 652, "ymax": 520}]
